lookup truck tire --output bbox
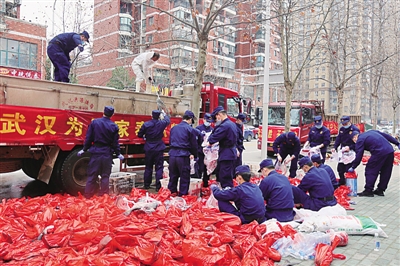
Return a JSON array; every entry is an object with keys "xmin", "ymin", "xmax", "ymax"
[
  {"xmin": 22, "ymin": 158, "xmax": 44, "ymax": 179},
  {"xmin": 59, "ymin": 150, "xmax": 90, "ymax": 196},
  {"xmin": 0, "ymin": 159, "xmax": 22, "ymax": 174}
]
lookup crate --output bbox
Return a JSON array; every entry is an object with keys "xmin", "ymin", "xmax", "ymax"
[
  {"xmin": 160, "ymin": 178, "xmax": 202, "ymax": 197},
  {"xmin": 109, "ymin": 172, "xmax": 136, "ymax": 195}
]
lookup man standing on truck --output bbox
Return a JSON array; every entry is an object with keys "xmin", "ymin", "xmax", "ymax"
[
  {"xmin": 131, "ymin": 52, "xmax": 160, "ymax": 93},
  {"xmin": 333, "ymin": 116, "xmax": 360, "ymax": 186},
  {"xmin": 168, "ymin": 110, "xmax": 198, "ymax": 196},
  {"xmin": 195, "ymin": 113, "xmax": 214, "ymax": 187},
  {"xmin": 77, "ymin": 106, "xmax": 124, "ymax": 198},
  {"xmin": 138, "ymin": 109, "xmax": 170, "ymax": 191},
  {"xmin": 348, "ymin": 130, "xmax": 400, "ymax": 197},
  {"xmin": 304, "ymin": 115, "xmax": 331, "ymax": 163},
  {"xmin": 273, "ymin": 132, "xmax": 301, "ymax": 178},
  {"xmin": 208, "ymin": 106, "xmax": 238, "ymax": 188},
  {"xmin": 235, "ymin": 113, "xmax": 246, "ymax": 168},
  {"xmin": 47, "ymin": 31, "xmax": 89, "ymax": 83}
]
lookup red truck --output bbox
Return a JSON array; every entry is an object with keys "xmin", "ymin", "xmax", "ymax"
[
  {"xmin": 254, "ymin": 101, "xmax": 365, "ymax": 154},
  {"xmin": 0, "ymin": 76, "xmax": 244, "ymax": 195}
]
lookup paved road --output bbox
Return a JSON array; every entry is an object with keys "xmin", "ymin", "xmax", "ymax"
[{"xmin": 1, "ymin": 139, "xmax": 399, "ymax": 265}]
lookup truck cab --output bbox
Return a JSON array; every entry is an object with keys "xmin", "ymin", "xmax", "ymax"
[{"xmin": 255, "ymin": 101, "xmax": 321, "ymax": 151}]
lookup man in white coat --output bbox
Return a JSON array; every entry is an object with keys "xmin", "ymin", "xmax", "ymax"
[{"xmin": 131, "ymin": 51, "xmax": 160, "ymax": 93}]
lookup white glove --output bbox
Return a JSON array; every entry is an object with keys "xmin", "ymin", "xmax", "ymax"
[
  {"xmin": 118, "ymin": 154, "xmax": 124, "ymax": 161},
  {"xmin": 317, "ymin": 144, "xmax": 323, "ymax": 149},
  {"xmin": 342, "ymin": 146, "xmax": 350, "ymax": 152},
  {"xmin": 304, "ymin": 141, "xmax": 310, "ymax": 148},
  {"xmin": 77, "ymin": 150, "xmax": 84, "ymax": 156},
  {"xmin": 331, "ymin": 148, "xmax": 336, "ymax": 153},
  {"xmin": 277, "ymin": 154, "xmax": 282, "ymax": 162}
]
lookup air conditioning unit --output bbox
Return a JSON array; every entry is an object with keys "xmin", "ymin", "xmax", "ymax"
[{"xmin": 213, "ymin": 48, "xmax": 218, "ymax": 52}]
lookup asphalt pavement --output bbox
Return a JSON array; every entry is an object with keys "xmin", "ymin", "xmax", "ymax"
[{"xmin": 0, "ymin": 140, "xmax": 399, "ymax": 265}]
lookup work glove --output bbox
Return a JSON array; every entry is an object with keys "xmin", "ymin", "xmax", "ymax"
[
  {"xmin": 317, "ymin": 144, "xmax": 324, "ymax": 149},
  {"xmin": 331, "ymin": 148, "xmax": 336, "ymax": 153},
  {"xmin": 78, "ymin": 45, "xmax": 84, "ymax": 52},
  {"xmin": 277, "ymin": 154, "xmax": 282, "ymax": 162},
  {"xmin": 77, "ymin": 150, "xmax": 85, "ymax": 156},
  {"xmin": 118, "ymin": 154, "xmax": 125, "ymax": 161},
  {"xmin": 347, "ymin": 167, "xmax": 354, "ymax": 173},
  {"xmin": 210, "ymin": 184, "xmax": 218, "ymax": 192},
  {"xmin": 342, "ymin": 146, "xmax": 350, "ymax": 152},
  {"xmin": 148, "ymin": 77, "xmax": 152, "ymax": 82}
]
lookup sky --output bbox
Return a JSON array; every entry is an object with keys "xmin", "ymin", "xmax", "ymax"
[{"xmin": 19, "ymin": 0, "xmax": 94, "ymax": 40}]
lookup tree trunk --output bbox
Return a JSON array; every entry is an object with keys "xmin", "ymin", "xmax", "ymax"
[
  {"xmin": 284, "ymin": 82, "xmax": 292, "ymax": 132},
  {"xmin": 372, "ymin": 94, "xmax": 378, "ymax": 128},
  {"xmin": 393, "ymin": 108, "xmax": 397, "ymax": 135},
  {"xmin": 192, "ymin": 36, "xmax": 208, "ymax": 126},
  {"xmin": 336, "ymin": 87, "xmax": 344, "ymax": 124}
]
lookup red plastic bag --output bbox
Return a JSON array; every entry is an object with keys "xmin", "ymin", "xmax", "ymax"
[{"xmin": 314, "ymin": 236, "xmax": 346, "ymax": 266}]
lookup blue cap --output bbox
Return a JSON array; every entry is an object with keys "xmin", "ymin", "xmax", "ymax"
[
  {"xmin": 204, "ymin": 113, "xmax": 213, "ymax": 122},
  {"xmin": 104, "ymin": 106, "xmax": 114, "ymax": 117},
  {"xmin": 314, "ymin": 115, "xmax": 322, "ymax": 126},
  {"xmin": 81, "ymin": 30, "xmax": 90, "ymax": 42},
  {"xmin": 340, "ymin": 116, "xmax": 350, "ymax": 124},
  {"xmin": 287, "ymin": 132, "xmax": 296, "ymax": 141},
  {"xmin": 298, "ymin": 156, "xmax": 312, "ymax": 169},
  {"xmin": 184, "ymin": 110, "xmax": 195, "ymax": 119},
  {"xmin": 211, "ymin": 106, "xmax": 224, "ymax": 117},
  {"xmin": 235, "ymin": 165, "xmax": 250, "ymax": 175},
  {"xmin": 311, "ymin": 154, "xmax": 322, "ymax": 163},
  {"xmin": 258, "ymin": 158, "xmax": 274, "ymax": 172},
  {"xmin": 152, "ymin": 110, "xmax": 161, "ymax": 119},
  {"xmin": 350, "ymin": 130, "xmax": 360, "ymax": 139},
  {"xmin": 236, "ymin": 113, "xmax": 246, "ymax": 121}
]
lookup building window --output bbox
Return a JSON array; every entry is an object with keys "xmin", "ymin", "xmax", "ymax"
[
  {"xmin": 120, "ymin": 17, "xmax": 132, "ymax": 32},
  {"xmin": 149, "ymin": 16, "xmax": 154, "ymax": 26},
  {"xmin": 147, "ymin": 34, "xmax": 153, "ymax": 43},
  {"xmin": 0, "ymin": 38, "xmax": 37, "ymax": 70},
  {"xmin": 120, "ymin": 2, "xmax": 132, "ymax": 14},
  {"xmin": 119, "ymin": 35, "xmax": 132, "ymax": 49}
]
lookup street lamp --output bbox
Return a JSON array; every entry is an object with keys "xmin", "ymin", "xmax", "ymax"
[{"xmin": 261, "ymin": 0, "xmax": 271, "ymax": 158}]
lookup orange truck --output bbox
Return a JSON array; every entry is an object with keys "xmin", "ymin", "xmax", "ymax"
[
  {"xmin": 0, "ymin": 76, "xmax": 244, "ymax": 195},
  {"xmin": 254, "ymin": 101, "xmax": 364, "ymax": 154}
]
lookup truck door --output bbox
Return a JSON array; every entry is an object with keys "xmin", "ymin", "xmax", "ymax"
[{"xmin": 300, "ymin": 107, "xmax": 314, "ymax": 142}]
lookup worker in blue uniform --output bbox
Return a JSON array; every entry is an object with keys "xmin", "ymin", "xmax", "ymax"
[
  {"xmin": 235, "ymin": 113, "xmax": 246, "ymax": 168},
  {"xmin": 195, "ymin": 113, "xmax": 214, "ymax": 187},
  {"xmin": 292, "ymin": 157, "xmax": 337, "ymax": 211},
  {"xmin": 47, "ymin": 31, "xmax": 90, "ymax": 83},
  {"xmin": 304, "ymin": 115, "xmax": 331, "ymax": 163},
  {"xmin": 348, "ymin": 130, "xmax": 400, "ymax": 197},
  {"xmin": 311, "ymin": 154, "xmax": 339, "ymax": 189},
  {"xmin": 78, "ymin": 106, "xmax": 124, "ymax": 198},
  {"xmin": 168, "ymin": 110, "xmax": 198, "ymax": 196},
  {"xmin": 210, "ymin": 165, "xmax": 266, "ymax": 224},
  {"xmin": 208, "ymin": 106, "xmax": 238, "ymax": 188},
  {"xmin": 273, "ymin": 132, "xmax": 301, "ymax": 178},
  {"xmin": 138, "ymin": 110, "xmax": 170, "ymax": 191},
  {"xmin": 333, "ymin": 116, "xmax": 360, "ymax": 186},
  {"xmin": 258, "ymin": 158, "xmax": 295, "ymax": 222}
]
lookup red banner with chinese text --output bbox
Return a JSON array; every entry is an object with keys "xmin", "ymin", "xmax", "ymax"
[
  {"xmin": 0, "ymin": 105, "xmax": 182, "ymax": 151},
  {"xmin": 0, "ymin": 67, "xmax": 41, "ymax": 79}
]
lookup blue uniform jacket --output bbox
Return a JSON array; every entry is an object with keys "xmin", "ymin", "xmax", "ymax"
[
  {"xmin": 83, "ymin": 117, "xmax": 120, "ymax": 155},
  {"xmin": 236, "ymin": 123, "xmax": 245, "ymax": 152},
  {"xmin": 298, "ymin": 167, "xmax": 335, "ymax": 199},
  {"xmin": 259, "ymin": 171, "xmax": 294, "ymax": 210},
  {"xmin": 208, "ymin": 118, "xmax": 238, "ymax": 161},
  {"xmin": 307, "ymin": 126, "xmax": 331, "ymax": 152},
  {"xmin": 195, "ymin": 124, "xmax": 213, "ymax": 155},
  {"xmin": 138, "ymin": 115, "xmax": 170, "ymax": 151},
  {"xmin": 319, "ymin": 164, "xmax": 338, "ymax": 188},
  {"xmin": 212, "ymin": 182, "xmax": 265, "ymax": 218},
  {"xmin": 334, "ymin": 124, "xmax": 359, "ymax": 151},
  {"xmin": 272, "ymin": 133, "xmax": 301, "ymax": 157},
  {"xmin": 50, "ymin": 33, "xmax": 82, "ymax": 58},
  {"xmin": 352, "ymin": 130, "xmax": 399, "ymax": 169},
  {"xmin": 169, "ymin": 121, "xmax": 198, "ymax": 157}
]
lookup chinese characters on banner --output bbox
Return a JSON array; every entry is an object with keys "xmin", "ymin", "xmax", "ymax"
[
  {"xmin": 1, "ymin": 105, "xmax": 180, "ymax": 147},
  {"xmin": 0, "ymin": 67, "xmax": 41, "ymax": 80}
]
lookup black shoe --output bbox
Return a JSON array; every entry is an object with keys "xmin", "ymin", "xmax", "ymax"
[
  {"xmin": 357, "ymin": 190, "xmax": 374, "ymax": 197},
  {"xmin": 140, "ymin": 185, "xmax": 150, "ymax": 189},
  {"xmin": 373, "ymin": 189, "xmax": 384, "ymax": 196}
]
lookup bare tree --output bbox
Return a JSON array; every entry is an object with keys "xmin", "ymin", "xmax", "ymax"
[{"xmin": 274, "ymin": 0, "xmax": 334, "ymax": 131}]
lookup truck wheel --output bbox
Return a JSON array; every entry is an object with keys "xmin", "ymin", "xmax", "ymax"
[
  {"xmin": 22, "ymin": 158, "xmax": 44, "ymax": 179},
  {"xmin": 59, "ymin": 150, "xmax": 90, "ymax": 196}
]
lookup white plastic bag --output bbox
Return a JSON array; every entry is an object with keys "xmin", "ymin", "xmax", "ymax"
[
  {"xmin": 205, "ymin": 193, "xmax": 219, "ymax": 209},
  {"xmin": 203, "ymin": 144, "xmax": 219, "ymax": 175},
  {"xmin": 309, "ymin": 147, "xmax": 322, "ymax": 159},
  {"xmin": 190, "ymin": 158, "xmax": 196, "ymax": 175}
]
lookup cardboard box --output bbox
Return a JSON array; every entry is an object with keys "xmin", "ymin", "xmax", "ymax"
[
  {"xmin": 109, "ymin": 172, "xmax": 136, "ymax": 195},
  {"xmin": 160, "ymin": 178, "xmax": 202, "ymax": 197}
]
